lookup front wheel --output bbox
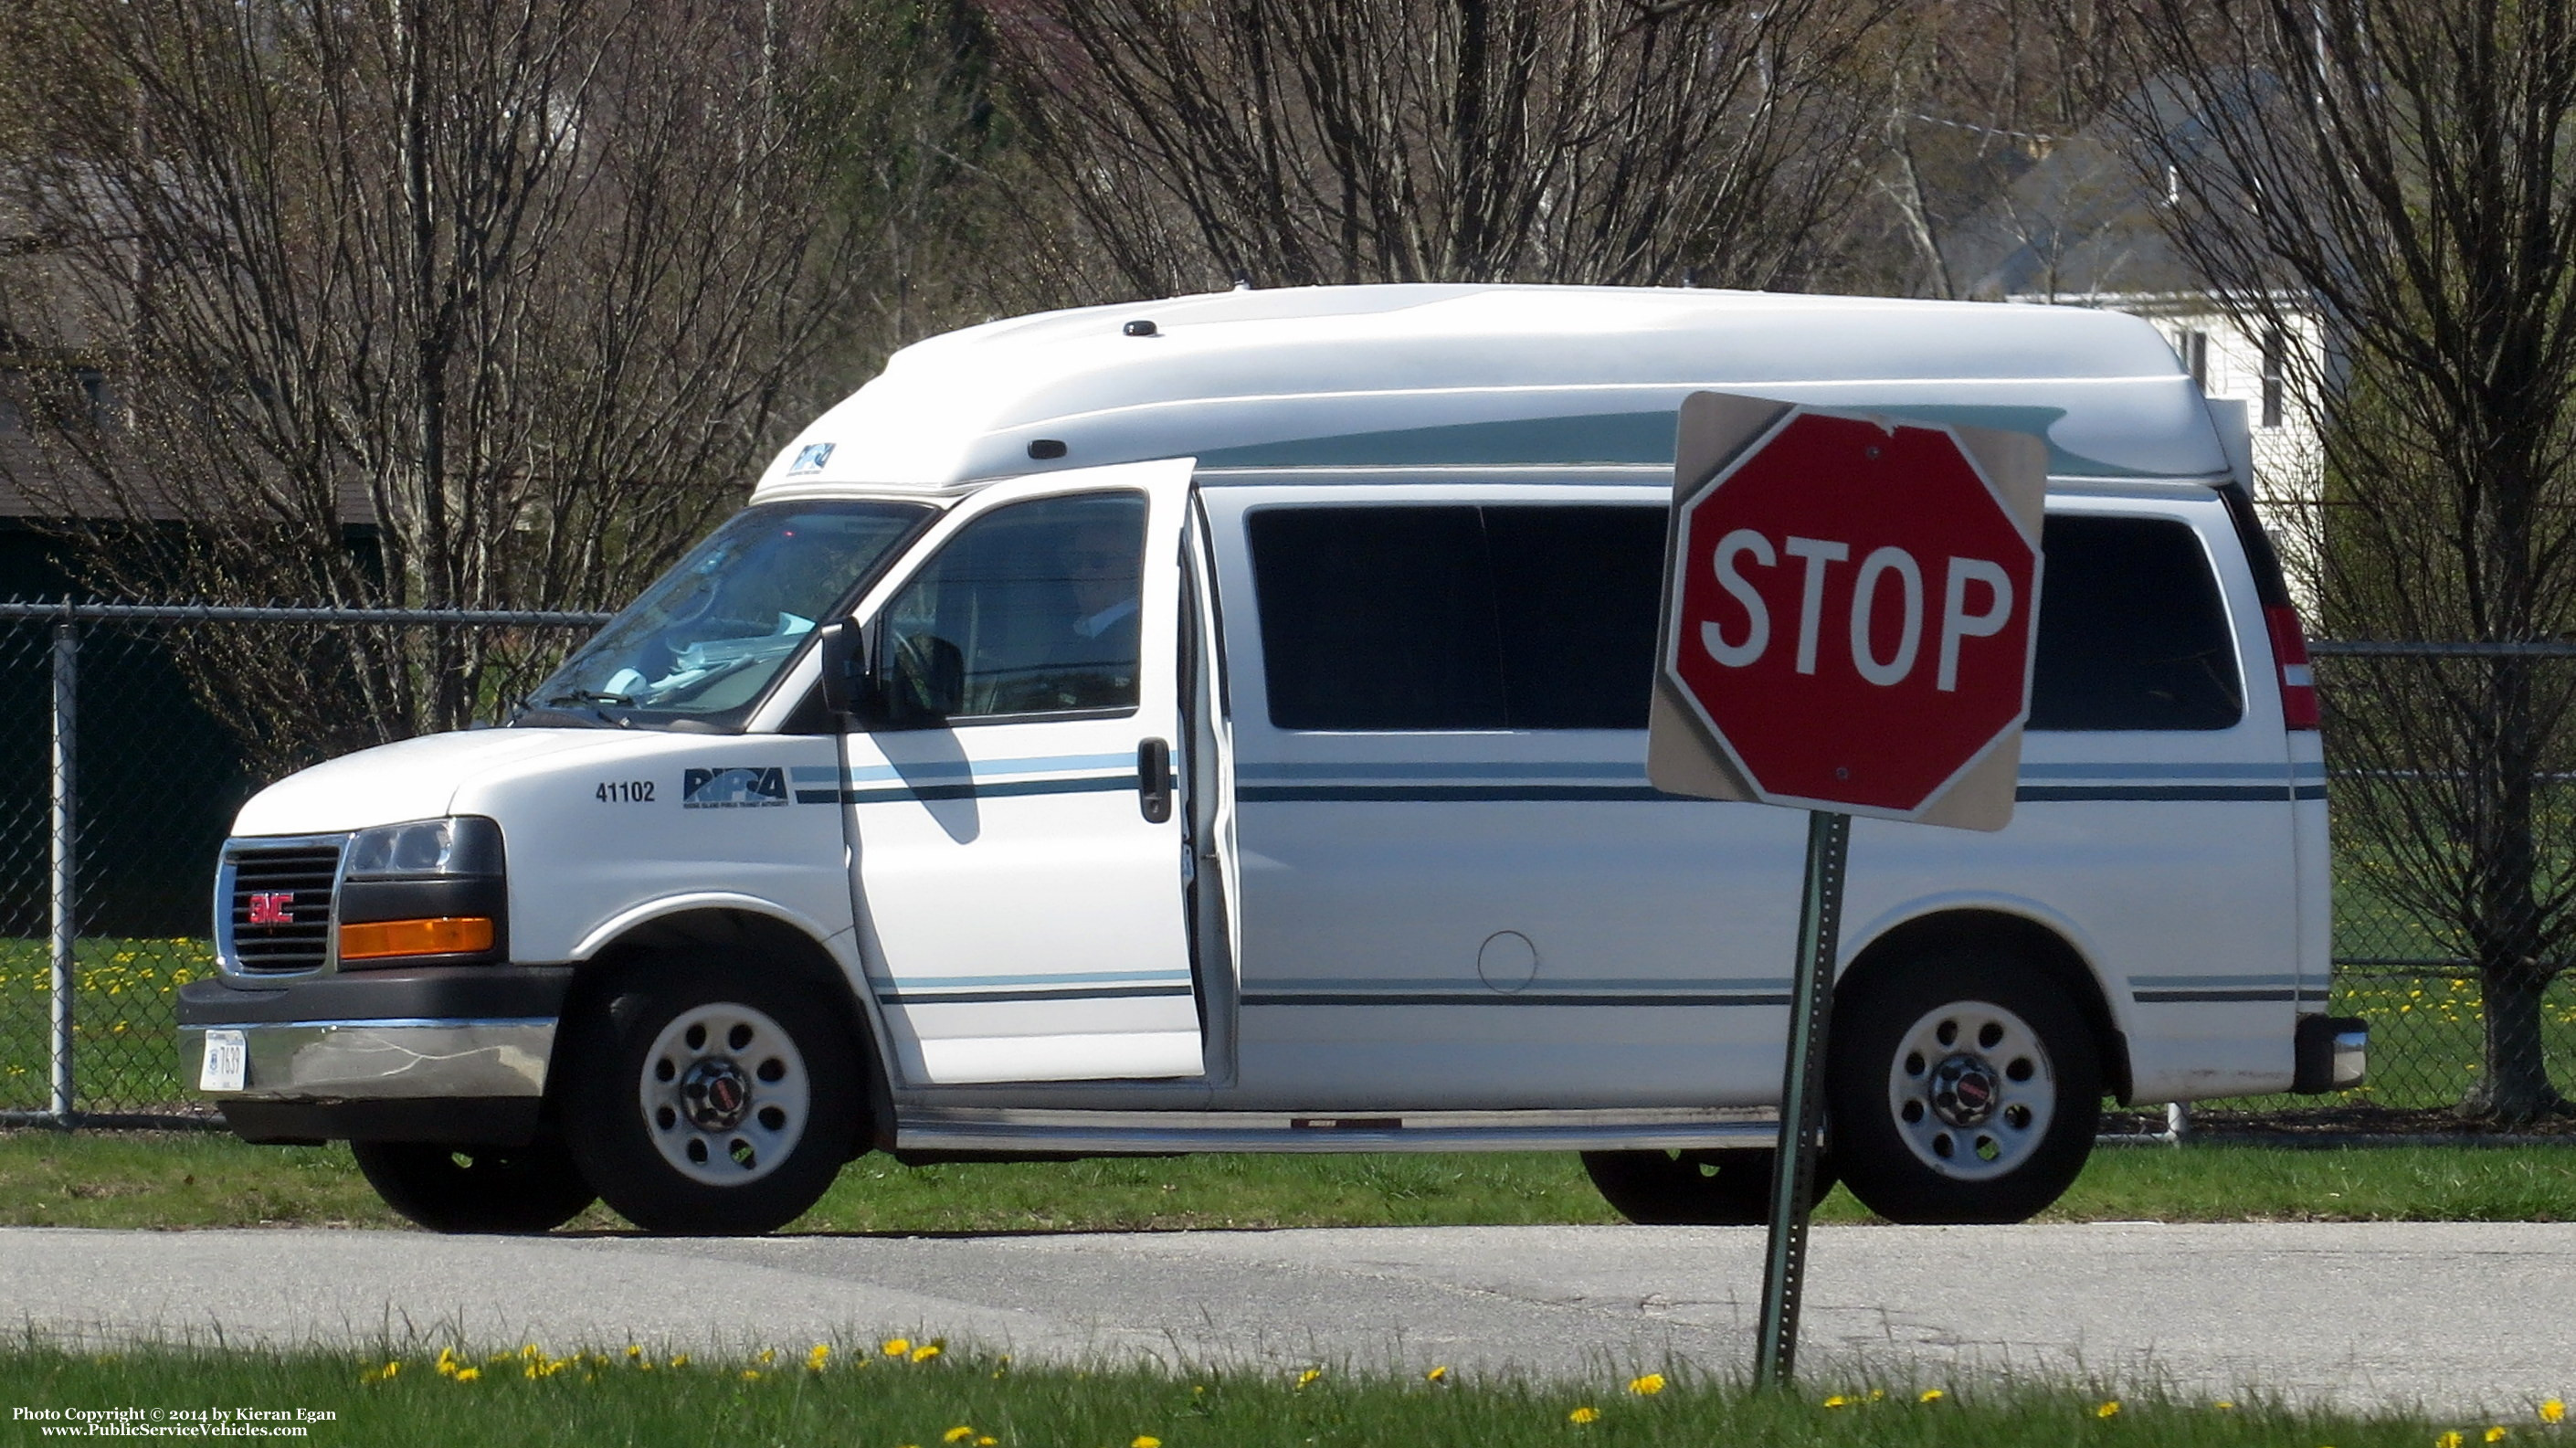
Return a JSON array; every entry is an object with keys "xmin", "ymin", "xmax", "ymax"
[
  {"xmin": 561, "ymin": 960, "xmax": 861, "ymax": 1235},
  {"xmin": 350, "ymin": 1136, "xmax": 596, "ymax": 1234},
  {"xmin": 1826, "ymin": 953, "xmax": 2100, "ymax": 1224}
]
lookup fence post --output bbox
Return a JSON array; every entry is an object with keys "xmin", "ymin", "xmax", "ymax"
[{"xmin": 48, "ymin": 620, "xmax": 76, "ymax": 1128}]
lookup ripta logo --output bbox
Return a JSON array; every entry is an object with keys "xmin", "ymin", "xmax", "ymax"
[{"xmin": 681, "ymin": 766, "xmax": 789, "ymax": 809}]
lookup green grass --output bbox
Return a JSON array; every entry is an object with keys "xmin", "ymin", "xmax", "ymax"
[
  {"xmin": 0, "ymin": 1132, "xmax": 2570, "ymax": 1232},
  {"xmin": 0, "ymin": 1341, "xmax": 2539, "ymax": 1448},
  {"xmin": 0, "ymin": 936, "xmax": 210, "ymax": 1114}
]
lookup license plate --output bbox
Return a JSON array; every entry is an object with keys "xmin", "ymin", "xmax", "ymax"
[{"xmin": 198, "ymin": 1030, "xmax": 247, "ymax": 1093}]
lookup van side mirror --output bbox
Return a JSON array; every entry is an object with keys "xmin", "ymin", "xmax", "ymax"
[{"xmin": 816, "ymin": 620, "xmax": 867, "ymax": 720}]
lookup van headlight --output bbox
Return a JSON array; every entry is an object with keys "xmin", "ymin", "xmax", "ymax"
[
  {"xmin": 336, "ymin": 817, "xmax": 508, "ymax": 967},
  {"xmin": 345, "ymin": 817, "xmax": 504, "ymax": 879}
]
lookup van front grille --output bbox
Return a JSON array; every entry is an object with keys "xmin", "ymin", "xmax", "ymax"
[{"xmin": 223, "ymin": 841, "xmax": 343, "ymax": 975}]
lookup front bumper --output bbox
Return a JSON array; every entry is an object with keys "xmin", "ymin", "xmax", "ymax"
[{"xmin": 177, "ymin": 966, "xmax": 573, "ymax": 1144}]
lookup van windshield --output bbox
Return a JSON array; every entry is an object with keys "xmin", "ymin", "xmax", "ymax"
[{"xmin": 517, "ymin": 500, "xmax": 931, "ymax": 730}]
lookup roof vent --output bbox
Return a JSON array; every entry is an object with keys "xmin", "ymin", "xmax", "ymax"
[
  {"xmin": 1123, "ymin": 319, "xmax": 1157, "ymax": 337},
  {"xmin": 1027, "ymin": 439, "xmax": 1068, "ymax": 460}
]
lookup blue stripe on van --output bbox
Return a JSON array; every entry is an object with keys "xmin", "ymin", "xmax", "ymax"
[
  {"xmin": 880, "ymin": 985, "xmax": 1196, "ymax": 1005},
  {"xmin": 804, "ymin": 774, "xmax": 1133, "ymax": 805},
  {"xmin": 1236, "ymin": 781, "xmax": 2322, "ymax": 803},
  {"xmin": 1242, "ymin": 990, "xmax": 1792, "ymax": 1008},
  {"xmin": 1243, "ymin": 977, "xmax": 1794, "ymax": 1008}
]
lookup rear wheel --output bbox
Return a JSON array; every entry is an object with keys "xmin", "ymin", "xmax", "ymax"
[
  {"xmin": 351, "ymin": 1136, "xmax": 596, "ymax": 1234},
  {"xmin": 561, "ymin": 959, "xmax": 861, "ymax": 1235},
  {"xmin": 1580, "ymin": 1148, "xmax": 1833, "ymax": 1225},
  {"xmin": 1827, "ymin": 952, "xmax": 2100, "ymax": 1224}
]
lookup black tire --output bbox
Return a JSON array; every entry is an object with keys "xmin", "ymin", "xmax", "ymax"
[
  {"xmin": 350, "ymin": 1136, "xmax": 596, "ymax": 1234},
  {"xmin": 560, "ymin": 958, "xmax": 861, "ymax": 1235},
  {"xmin": 1581, "ymin": 1147, "xmax": 1836, "ymax": 1225},
  {"xmin": 1827, "ymin": 951, "xmax": 2101, "ymax": 1224}
]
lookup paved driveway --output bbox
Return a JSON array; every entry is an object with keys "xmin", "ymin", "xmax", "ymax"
[{"xmin": 1, "ymin": 1222, "xmax": 2566, "ymax": 1413}]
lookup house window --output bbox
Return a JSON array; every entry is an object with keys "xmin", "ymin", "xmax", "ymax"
[
  {"xmin": 2261, "ymin": 328, "xmax": 2286, "ymax": 428},
  {"xmin": 2181, "ymin": 330, "xmax": 2210, "ymax": 390}
]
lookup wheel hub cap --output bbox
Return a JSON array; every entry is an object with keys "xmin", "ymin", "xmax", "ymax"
[
  {"xmin": 679, "ymin": 1058, "xmax": 752, "ymax": 1131},
  {"xmin": 1885, "ymin": 999, "xmax": 2056, "ymax": 1181},
  {"xmin": 637, "ymin": 1001, "xmax": 810, "ymax": 1188},
  {"xmin": 1927, "ymin": 1053, "xmax": 2001, "ymax": 1126}
]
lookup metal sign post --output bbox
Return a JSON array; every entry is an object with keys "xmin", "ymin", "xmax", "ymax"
[{"xmin": 1754, "ymin": 809, "xmax": 1848, "ymax": 1387}]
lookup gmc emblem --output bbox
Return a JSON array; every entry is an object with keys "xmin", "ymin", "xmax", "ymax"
[{"xmin": 247, "ymin": 892, "xmax": 295, "ymax": 925}]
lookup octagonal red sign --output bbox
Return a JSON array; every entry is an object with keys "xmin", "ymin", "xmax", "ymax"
[{"xmin": 1663, "ymin": 406, "xmax": 2041, "ymax": 821}]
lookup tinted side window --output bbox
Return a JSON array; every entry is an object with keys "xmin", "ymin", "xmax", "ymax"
[
  {"xmin": 1484, "ymin": 507, "xmax": 1665, "ymax": 729},
  {"xmin": 1249, "ymin": 504, "xmax": 1664, "ymax": 730},
  {"xmin": 1250, "ymin": 507, "xmax": 1504, "ymax": 729},
  {"xmin": 2030, "ymin": 515, "xmax": 2243, "ymax": 731}
]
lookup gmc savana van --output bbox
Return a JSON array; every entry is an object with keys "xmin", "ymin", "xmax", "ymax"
[{"xmin": 178, "ymin": 285, "xmax": 2360, "ymax": 1235}]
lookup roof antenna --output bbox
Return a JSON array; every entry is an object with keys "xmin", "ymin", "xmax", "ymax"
[{"xmin": 1232, "ymin": 272, "xmax": 1252, "ymax": 291}]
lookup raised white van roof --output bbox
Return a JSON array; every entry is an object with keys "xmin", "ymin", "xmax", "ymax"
[{"xmin": 751, "ymin": 284, "xmax": 2227, "ymax": 498}]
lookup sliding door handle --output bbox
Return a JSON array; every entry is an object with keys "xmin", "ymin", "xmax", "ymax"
[{"xmin": 1137, "ymin": 738, "xmax": 1174, "ymax": 823}]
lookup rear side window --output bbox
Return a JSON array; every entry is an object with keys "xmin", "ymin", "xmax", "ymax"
[
  {"xmin": 1248, "ymin": 504, "xmax": 1663, "ymax": 730},
  {"xmin": 1249, "ymin": 504, "xmax": 2242, "ymax": 733},
  {"xmin": 2029, "ymin": 515, "xmax": 2243, "ymax": 731}
]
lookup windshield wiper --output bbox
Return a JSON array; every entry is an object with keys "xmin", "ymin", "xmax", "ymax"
[{"xmin": 544, "ymin": 689, "xmax": 636, "ymax": 707}]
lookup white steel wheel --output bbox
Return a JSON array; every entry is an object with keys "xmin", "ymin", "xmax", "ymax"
[
  {"xmin": 1827, "ymin": 951, "xmax": 2100, "ymax": 1225},
  {"xmin": 637, "ymin": 1001, "xmax": 811, "ymax": 1187},
  {"xmin": 1884, "ymin": 999, "xmax": 2054, "ymax": 1181}
]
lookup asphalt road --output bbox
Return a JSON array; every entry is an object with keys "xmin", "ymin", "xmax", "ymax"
[{"xmin": 0, "ymin": 1222, "xmax": 2566, "ymax": 1413}]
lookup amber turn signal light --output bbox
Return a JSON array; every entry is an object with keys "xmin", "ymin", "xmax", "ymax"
[{"xmin": 338, "ymin": 916, "xmax": 495, "ymax": 960}]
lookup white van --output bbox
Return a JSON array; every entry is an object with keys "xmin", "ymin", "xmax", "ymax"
[{"xmin": 178, "ymin": 285, "xmax": 2361, "ymax": 1235}]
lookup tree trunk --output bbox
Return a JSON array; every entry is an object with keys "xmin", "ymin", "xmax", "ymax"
[{"xmin": 2467, "ymin": 962, "xmax": 2568, "ymax": 1122}]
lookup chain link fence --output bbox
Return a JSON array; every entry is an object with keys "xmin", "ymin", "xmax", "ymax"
[
  {"xmin": 0, "ymin": 603, "xmax": 607, "ymax": 1126},
  {"xmin": 2, "ymin": 605, "xmax": 2571, "ymax": 1132},
  {"xmin": 2185, "ymin": 640, "xmax": 2576, "ymax": 1129}
]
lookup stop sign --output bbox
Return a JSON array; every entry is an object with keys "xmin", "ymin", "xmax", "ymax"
[{"xmin": 1659, "ymin": 402, "xmax": 2042, "ymax": 824}]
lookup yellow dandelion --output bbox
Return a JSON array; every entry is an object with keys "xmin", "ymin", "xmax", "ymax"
[
  {"xmin": 913, "ymin": 1343, "xmax": 943, "ymax": 1363},
  {"xmin": 2441, "ymin": 1432, "xmax": 2467, "ymax": 1448},
  {"xmin": 1919, "ymin": 1389, "xmax": 1946, "ymax": 1403},
  {"xmin": 2097, "ymin": 1400, "xmax": 2122, "ymax": 1419},
  {"xmin": 452, "ymin": 1367, "xmax": 480, "ymax": 1384},
  {"xmin": 1628, "ymin": 1373, "xmax": 1666, "ymax": 1396},
  {"xmin": 944, "ymin": 1428, "xmax": 977, "ymax": 1445},
  {"xmin": 2542, "ymin": 1402, "xmax": 2566, "ymax": 1425},
  {"xmin": 1568, "ymin": 1406, "xmax": 1600, "ymax": 1424},
  {"xmin": 756, "ymin": 1348, "xmax": 776, "ymax": 1366},
  {"xmin": 2489, "ymin": 1429, "xmax": 2510, "ymax": 1443},
  {"xmin": 1870, "ymin": 1389, "xmax": 1886, "ymax": 1400},
  {"xmin": 741, "ymin": 1369, "xmax": 761, "ymax": 1380},
  {"xmin": 2217, "ymin": 1401, "xmax": 2237, "ymax": 1411},
  {"xmin": 977, "ymin": 1439, "xmax": 996, "ymax": 1447},
  {"xmin": 1133, "ymin": 1438, "xmax": 1162, "ymax": 1448},
  {"xmin": 1823, "ymin": 1395, "xmax": 1851, "ymax": 1409},
  {"xmin": 625, "ymin": 1345, "xmax": 643, "ymax": 1360},
  {"xmin": 669, "ymin": 1354, "xmax": 689, "ymax": 1369},
  {"xmin": 1297, "ymin": 1368, "xmax": 1323, "ymax": 1389},
  {"xmin": 884, "ymin": 1337, "xmax": 914, "ymax": 1358},
  {"xmin": 360, "ymin": 1360, "xmax": 400, "ymax": 1384},
  {"xmin": 807, "ymin": 1344, "xmax": 830, "ymax": 1371},
  {"xmin": 521, "ymin": 1343, "xmax": 543, "ymax": 1360},
  {"xmin": 1427, "ymin": 1365, "xmax": 1451, "ymax": 1383}
]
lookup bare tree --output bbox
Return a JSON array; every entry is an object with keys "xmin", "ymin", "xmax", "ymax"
[
  {"xmin": 981, "ymin": 0, "xmax": 1902, "ymax": 295},
  {"xmin": 2129, "ymin": 0, "xmax": 2576, "ymax": 1121},
  {"xmin": 0, "ymin": 0, "xmax": 995, "ymax": 770},
  {"xmin": 1858, "ymin": 0, "xmax": 2143, "ymax": 301}
]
